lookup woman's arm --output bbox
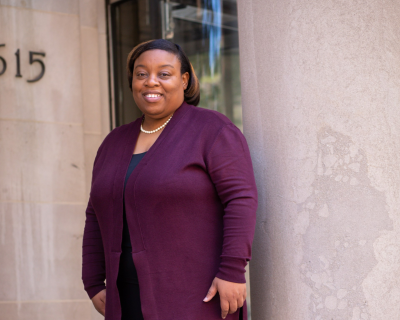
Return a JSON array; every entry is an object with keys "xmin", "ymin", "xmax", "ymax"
[
  {"xmin": 82, "ymin": 197, "xmax": 106, "ymax": 299},
  {"xmin": 82, "ymin": 145, "xmax": 107, "ymax": 303},
  {"xmin": 206, "ymin": 124, "xmax": 258, "ymax": 282},
  {"xmin": 203, "ymin": 123, "xmax": 258, "ymax": 318}
]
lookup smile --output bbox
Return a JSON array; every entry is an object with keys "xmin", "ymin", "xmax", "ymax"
[
  {"xmin": 145, "ymin": 94, "xmax": 161, "ymax": 98},
  {"xmin": 143, "ymin": 93, "xmax": 163, "ymax": 103}
]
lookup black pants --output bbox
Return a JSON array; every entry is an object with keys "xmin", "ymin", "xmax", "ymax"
[{"xmin": 117, "ymin": 251, "xmax": 144, "ymax": 320}]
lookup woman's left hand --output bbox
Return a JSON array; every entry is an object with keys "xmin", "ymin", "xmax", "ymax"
[{"xmin": 203, "ymin": 277, "xmax": 246, "ymax": 319}]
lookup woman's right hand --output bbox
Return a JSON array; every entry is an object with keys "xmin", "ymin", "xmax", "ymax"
[{"xmin": 92, "ymin": 289, "xmax": 106, "ymax": 316}]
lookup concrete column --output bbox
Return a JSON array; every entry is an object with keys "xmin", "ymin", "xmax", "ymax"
[
  {"xmin": 0, "ymin": 1, "xmax": 109, "ymax": 319},
  {"xmin": 238, "ymin": 1, "xmax": 400, "ymax": 319}
]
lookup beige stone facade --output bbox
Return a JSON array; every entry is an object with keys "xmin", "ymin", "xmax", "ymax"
[{"xmin": 0, "ymin": 1, "xmax": 108, "ymax": 319}]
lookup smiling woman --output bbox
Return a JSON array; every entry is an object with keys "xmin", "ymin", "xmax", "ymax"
[
  {"xmin": 131, "ymin": 50, "xmax": 188, "ymax": 121},
  {"xmin": 82, "ymin": 39, "xmax": 257, "ymax": 320},
  {"xmin": 126, "ymin": 40, "xmax": 199, "ymax": 154},
  {"xmin": 127, "ymin": 40, "xmax": 200, "ymax": 107}
]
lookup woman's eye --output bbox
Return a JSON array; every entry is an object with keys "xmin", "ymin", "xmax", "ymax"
[
  {"xmin": 160, "ymin": 73, "xmax": 170, "ymax": 77},
  {"xmin": 136, "ymin": 72, "xmax": 146, "ymax": 77}
]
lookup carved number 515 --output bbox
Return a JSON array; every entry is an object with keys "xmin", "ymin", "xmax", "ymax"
[{"xmin": 0, "ymin": 44, "xmax": 46, "ymax": 82}]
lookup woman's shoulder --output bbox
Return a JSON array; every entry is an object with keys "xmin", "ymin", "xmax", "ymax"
[
  {"xmin": 185, "ymin": 104, "xmax": 236, "ymax": 132},
  {"xmin": 186, "ymin": 103, "xmax": 231, "ymax": 123},
  {"xmin": 183, "ymin": 104, "xmax": 249, "ymax": 157},
  {"xmin": 96, "ymin": 117, "xmax": 141, "ymax": 152}
]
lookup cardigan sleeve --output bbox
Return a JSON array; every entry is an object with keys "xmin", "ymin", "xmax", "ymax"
[
  {"xmin": 205, "ymin": 124, "xmax": 258, "ymax": 283},
  {"xmin": 81, "ymin": 148, "xmax": 107, "ymax": 299}
]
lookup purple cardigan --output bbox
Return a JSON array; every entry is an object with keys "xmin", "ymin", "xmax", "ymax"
[{"xmin": 82, "ymin": 102, "xmax": 258, "ymax": 320}]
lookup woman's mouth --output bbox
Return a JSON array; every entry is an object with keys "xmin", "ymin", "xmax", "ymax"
[{"xmin": 143, "ymin": 93, "xmax": 163, "ymax": 103}]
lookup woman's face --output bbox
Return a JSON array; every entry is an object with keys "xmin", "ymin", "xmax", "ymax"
[{"xmin": 132, "ymin": 49, "xmax": 189, "ymax": 119}]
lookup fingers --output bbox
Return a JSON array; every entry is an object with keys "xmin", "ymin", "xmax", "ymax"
[
  {"xmin": 100, "ymin": 302, "xmax": 106, "ymax": 316},
  {"xmin": 220, "ymin": 298, "xmax": 230, "ymax": 319},
  {"xmin": 228, "ymin": 298, "xmax": 238, "ymax": 315},
  {"xmin": 99, "ymin": 303, "xmax": 105, "ymax": 316},
  {"xmin": 92, "ymin": 289, "xmax": 107, "ymax": 316},
  {"xmin": 93, "ymin": 302, "xmax": 106, "ymax": 316},
  {"xmin": 220, "ymin": 288, "xmax": 246, "ymax": 318},
  {"xmin": 237, "ymin": 288, "xmax": 246, "ymax": 308},
  {"xmin": 205, "ymin": 278, "xmax": 247, "ymax": 319},
  {"xmin": 221, "ymin": 296, "xmax": 241, "ymax": 319},
  {"xmin": 100, "ymin": 290, "xmax": 106, "ymax": 316},
  {"xmin": 203, "ymin": 281, "xmax": 218, "ymax": 302},
  {"xmin": 237, "ymin": 296, "xmax": 244, "ymax": 309}
]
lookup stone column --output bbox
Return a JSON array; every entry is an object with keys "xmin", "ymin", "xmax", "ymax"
[
  {"xmin": 0, "ymin": 1, "xmax": 109, "ymax": 319},
  {"xmin": 238, "ymin": 1, "xmax": 400, "ymax": 319}
]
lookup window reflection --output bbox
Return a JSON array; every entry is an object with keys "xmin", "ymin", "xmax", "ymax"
[
  {"xmin": 163, "ymin": 0, "xmax": 242, "ymax": 129},
  {"xmin": 110, "ymin": 0, "xmax": 161, "ymax": 127}
]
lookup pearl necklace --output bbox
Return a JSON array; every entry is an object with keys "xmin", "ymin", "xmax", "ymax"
[{"xmin": 140, "ymin": 114, "xmax": 173, "ymax": 134}]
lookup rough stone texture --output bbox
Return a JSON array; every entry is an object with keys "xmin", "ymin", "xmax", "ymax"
[
  {"xmin": 0, "ymin": 300, "xmax": 92, "ymax": 320},
  {"xmin": 238, "ymin": 0, "xmax": 400, "ymax": 319},
  {"xmin": 80, "ymin": 26, "xmax": 102, "ymax": 133},
  {"xmin": 0, "ymin": 203, "xmax": 87, "ymax": 301},
  {"xmin": 0, "ymin": 0, "xmax": 79, "ymax": 15},
  {"xmin": 0, "ymin": 1, "xmax": 109, "ymax": 319},
  {"xmin": 0, "ymin": 7, "xmax": 82, "ymax": 123},
  {"xmin": 78, "ymin": 0, "xmax": 110, "ymax": 196},
  {"xmin": 0, "ymin": 119, "xmax": 86, "ymax": 203}
]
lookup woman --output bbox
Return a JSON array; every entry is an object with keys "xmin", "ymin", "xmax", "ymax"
[{"xmin": 82, "ymin": 39, "xmax": 257, "ymax": 320}]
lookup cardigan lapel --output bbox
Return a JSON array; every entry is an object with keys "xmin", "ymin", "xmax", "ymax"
[
  {"xmin": 137, "ymin": 101, "xmax": 191, "ymax": 164},
  {"xmin": 110, "ymin": 117, "xmax": 141, "ymax": 252},
  {"xmin": 110, "ymin": 101, "xmax": 191, "ymax": 252}
]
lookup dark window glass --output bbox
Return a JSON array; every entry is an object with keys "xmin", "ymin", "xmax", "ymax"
[
  {"xmin": 109, "ymin": 0, "xmax": 161, "ymax": 127},
  {"xmin": 164, "ymin": 0, "xmax": 242, "ymax": 129}
]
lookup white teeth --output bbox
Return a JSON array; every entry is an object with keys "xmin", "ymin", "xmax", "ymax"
[{"xmin": 146, "ymin": 94, "xmax": 161, "ymax": 98}]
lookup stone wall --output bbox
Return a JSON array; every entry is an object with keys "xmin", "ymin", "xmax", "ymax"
[
  {"xmin": 0, "ymin": 1, "xmax": 109, "ymax": 319},
  {"xmin": 238, "ymin": 1, "xmax": 400, "ymax": 319}
]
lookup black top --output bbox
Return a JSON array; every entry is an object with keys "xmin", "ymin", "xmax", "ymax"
[{"xmin": 122, "ymin": 152, "xmax": 147, "ymax": 251}]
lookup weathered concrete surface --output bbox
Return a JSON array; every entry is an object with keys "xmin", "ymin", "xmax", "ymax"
[{"xmin": 238, "ymin": 1, "xmax": 400, "ymax": 319}]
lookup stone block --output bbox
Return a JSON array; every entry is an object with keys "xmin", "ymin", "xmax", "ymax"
[
  {"xmin": 0, "ymin": 202, "xmax": 88, "ymax": 301},
  {"xmin": 98, "ymin": 33, "xmax": 111, "ymax": 138},
  {"xmin": 97, "ymin": 0, "xmax": 107, "ymax": 34},
  {"xmin": 80, "ymin": 26, "xmax": 102, "ymax": 134},
  {"xmin": 0, "ymin": 6, "xmax": 82, "ymax": 124},
  {"xmin": 0, "ymin": 119, "xmax": 86, "ymax": 203},
  {"xmin": 0, "ymin": 300, "xmax": 92, "ymax": 320},
  {"xmin": 0, "ymin": 0, "xmax": 79, "ymax": 15},
  {"xmin": 83, "ymin": 133, "xmax": 103, "ymax": 195},
  {"xmin": 79, "ymin": 0, "xmax": 98, "ymax": 28}
]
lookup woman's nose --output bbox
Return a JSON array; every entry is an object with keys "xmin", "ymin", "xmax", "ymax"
[{"xmin": 145, "ymin": 73, "xmax": 159, "ymax": 87}]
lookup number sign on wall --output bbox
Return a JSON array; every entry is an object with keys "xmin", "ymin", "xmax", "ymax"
[{"xmin": 0, "ymin": 44, "xmax": 46, "ymax": 82}]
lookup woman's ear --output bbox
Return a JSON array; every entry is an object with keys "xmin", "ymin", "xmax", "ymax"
[{"xmin": 182, "ymin": 72, "xmax": 189, "ymax": 90}]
